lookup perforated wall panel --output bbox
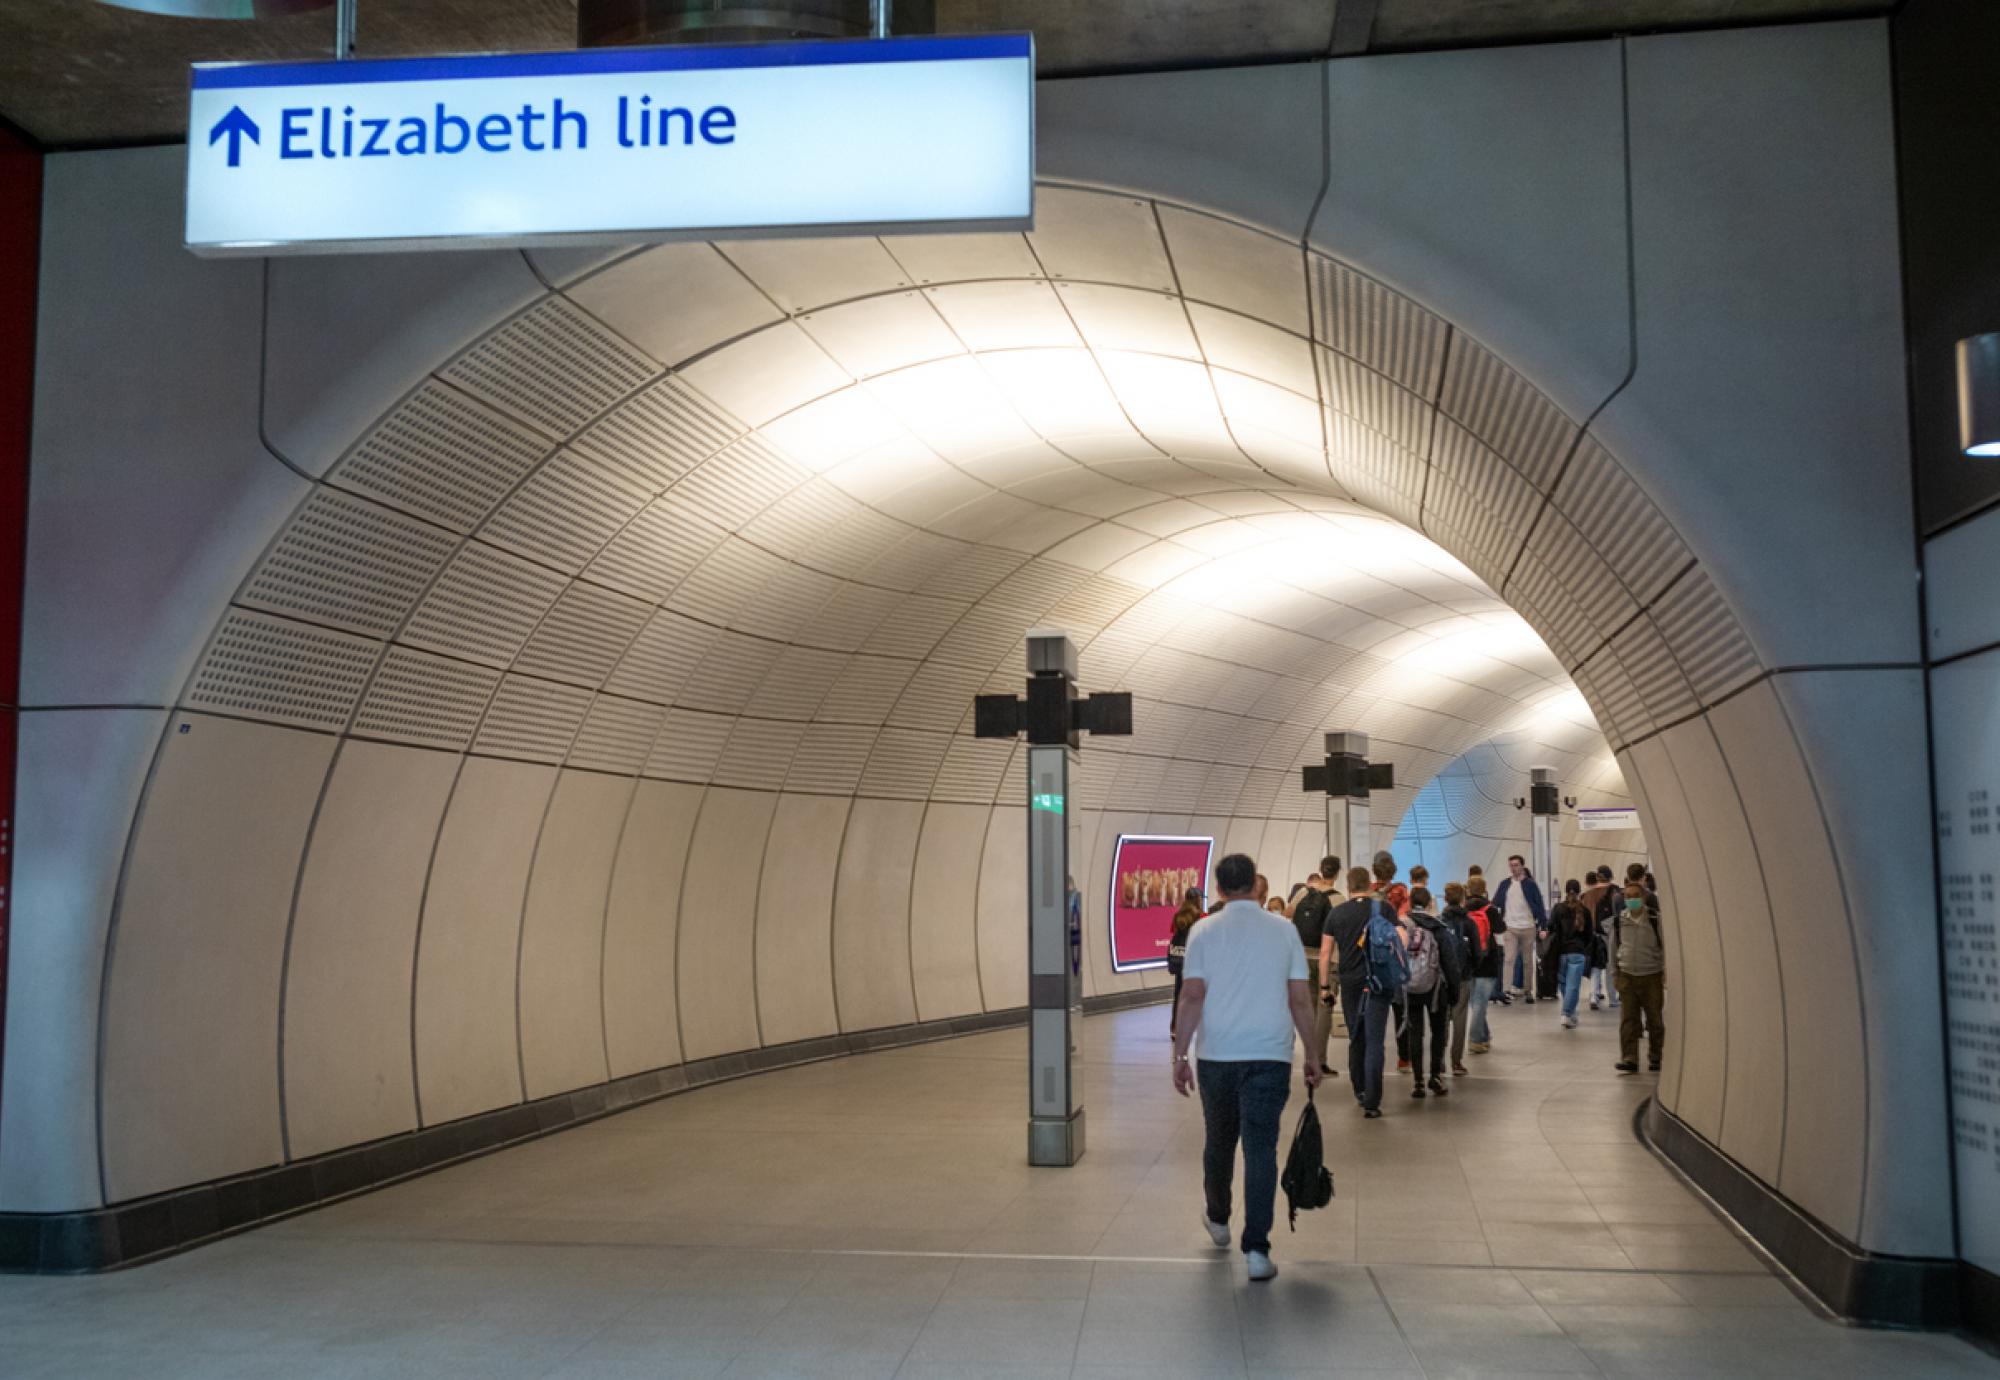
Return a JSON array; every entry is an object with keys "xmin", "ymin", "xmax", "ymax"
[
  {"xmin": 352, "ymin": 646, "xmax": 500, "ymax": 749},
  {"xmin": 1438, "ymin": 336, "xmax": 1576, "ymax": 489},
  {"xmin": 647, "ymin": 707, "xmax": 730, "ymax": 780},
  {"xmin": 571, "ymin": 376, "xmax": 740, "ymax": 492},
  {"xmin": 512, "ymin": 583, "xmax": 652, "ymax": 687},
  {"xmin": 481, "ymin": 449, "xmax": 652, "ymax": 574},
  {"xmin": 1555, "ymin": 436, "xmax": 1692, "ymax": 604},
  {"xmin": 1650, "ymin": 567, "xmax": 1761, "ymax": 703},
  {"xmin": 933, "ymin": 736, "xmax": 1014, "ymax": 804},
  {"xmin": 239, "ymin": 489, "xmax": 457, "ymax": 638},
  {"xmin": 671, "ymin": 438, "xmax": 806, "ymax": 531},
  {"xmin": 785, "ymin": 722, "xmax": 878, "ymax": 794},
  {"xmin": 186, "ymin": 610, "xmax": 378, "ymax": 730},
  {"xmin": 566, "ymin": 694, "xmax": 664, "ymax": 775},
  {"xmin": 604, "ymin": 608, "xmax": 718, "ymax": 705},
  {"xmin": 1319, "ymin": 351, "xmax": 1432, "ymax": 454},
  {"xmin": 473, "ymin": 675, "xmax": 593, "ymax": 762},
  {"xmin": 332, "ymin": 380, "xmax": 549, "ymax": 534},
  {"xmin": 1309, "ymin": 256, "xmax": 1448, "ymax": 398},
  {"xmin": 858, "ymin": 728, "xmax": 949, "ymax": 798},
  {"xmin": 441, "ymin": 296, "xmax": 657, "ymax": 439},
  {"xmin": 402, "ymin": 542, "xmax": 567, "ymax": 668},
  {"xmin": 586, "ymin": 503, "xmax": 726, "ymax": 605},
  {"xmin": 714, "ymin": 718, "xmax": 805, "ymax": 790}
]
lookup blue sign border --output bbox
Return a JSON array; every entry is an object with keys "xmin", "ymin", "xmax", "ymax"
[{"xmin": 192, "ymin": 33, "xmax": 1032, "ymax": 91}]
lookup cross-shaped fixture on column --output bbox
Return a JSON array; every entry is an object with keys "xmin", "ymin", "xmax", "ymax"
[
  {"xmin": 1300, "ymin": 731, "xmax": 1393, "ymax": 869},
  {"xmin": 973, "ymin": 629, "xmax": 1132, "ymax": 1167}
]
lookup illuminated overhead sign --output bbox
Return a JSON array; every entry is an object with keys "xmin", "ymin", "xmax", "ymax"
[
  {"xmin": 184, "ymin": 34, "xmax": 1034, "ymax": 256},
  {"xmin": 1576, "ymin": 806, "xmax": 1640, "ymax": 832},
  {"xmin": 1108, "ymin": 835, "xmax": 1214, "ymax": 974}
]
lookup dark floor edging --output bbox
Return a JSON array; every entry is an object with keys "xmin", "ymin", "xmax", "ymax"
[
  {"xmin": 1638, "ymin": 1097, "xmax": 1966, "ymax": 1331},
  {"xmin": 0, "ymin": 987, "xmax": 1171, "ymax": 1274}
]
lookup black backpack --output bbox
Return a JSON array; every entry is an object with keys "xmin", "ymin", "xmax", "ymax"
[
  {"xmin": 1280, "ymin": 1092, "xmax": 1335, "ymax": 1230},
  {"xmin": 1434, "ymin": 917, "xmax": 1471, "ymax": 994}
]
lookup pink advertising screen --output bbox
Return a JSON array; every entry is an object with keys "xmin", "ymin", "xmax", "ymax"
[{"xmin": 1108, "ymin": 835, "xmax": 1216, "ymax": 973}]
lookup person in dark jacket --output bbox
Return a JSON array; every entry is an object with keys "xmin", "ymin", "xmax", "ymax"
[
  {"xmin": 1465, "ymin": 874, "xmax": 1502, "ymax": 1052},
  {"xmin": 1402, "ymin": 888, "xmax": 1453, "ymax": 1098},
  {"xmin": 1579, "ymin": 866, "xmax": 1620, "ymax": 1009},
  {"xmin": 1548, "ymin": 879, "xmax": 1599, "ymax": 1027},
  {"xmin": 1438, "ymin": 883, "xmax": 1478, "ymax": 1075},
  {"xmin": 1491, "ymin": 855, "xmax": 1548, "ymax": 1002},
  {"xmin": 1167, "ymin": 888, "xmax": 1203, "ymax": 1039}
]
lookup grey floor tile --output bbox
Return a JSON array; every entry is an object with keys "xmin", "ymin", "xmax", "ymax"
[{"xmin": 11, "ymin": 1008, "xmax": 1995, "ymax": 1380}]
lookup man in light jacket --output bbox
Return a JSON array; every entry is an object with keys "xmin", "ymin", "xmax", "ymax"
[{"xmin": 1490, "ymin": 854, "xmax": 1547, "ymax": 1002}]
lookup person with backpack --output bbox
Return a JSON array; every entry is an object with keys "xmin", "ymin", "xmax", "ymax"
[
  {"xmin": 1437, "ymin": 882, "xmax": 1477, "ymax": 1075},
  {"xmin": 1288, "ymin": 856, "xmax": 1343, "ymax": 1076},
  {"xmin": 1401, "ymin": 887, "xmax": 1454, "ymax": 1098},
  {"xmin": 1548, "ymin": 879, "xmax": 1598, "ymax": 1029},
  {"xmin": 1579, "ymin": 866, "xmax": 1619, "ymax": 1009},
  {"xmin": 1171, "ymin": 853, "xmax": 1324, "ymax": 1282},
  {"xmin": 1318, "ymin": 866, "xmax": 1402, "ymax": 1119},
  {"xmin": 1464, "ymin": 874, "xmax": 1501, "ymax": 1054},
  {"xmin": 1166, "ymin": 887, "xmax": 1203, "ymax": 1040},
  {"xmin": 1612, "ymin": 880, "xmax": 1668, "ymax": 1072}
]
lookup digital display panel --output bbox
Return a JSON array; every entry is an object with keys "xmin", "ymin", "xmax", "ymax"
[{"xmin": 1108, "ymin": 834, "xmax": 1215, "ymax": 973}]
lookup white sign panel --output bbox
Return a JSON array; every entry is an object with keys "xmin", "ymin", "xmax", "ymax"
[
  {"xmin": 1576, "ymin": 806, "xmax": 1640, "ymax": 833},
  {"xmin": 185, "ymin": 35, "xmax": 1033, "ymax": 255},
  {"xmin": 1934, "ymin": 651, "xmax": 2000, "ymax": 1276}
]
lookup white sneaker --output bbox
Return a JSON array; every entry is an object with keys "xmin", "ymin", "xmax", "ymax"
[
  {"xmin": 1563, "ymin": 1015, "xmax": 1579, "ymax": 1029},
  {"xmin": 1202, "ymin": 1213, "xmax": 1230, "ymax": 1248},
  {"xmin": 1247, "ymin": 1251, "xmax": 1278, "ymax": 1282}
]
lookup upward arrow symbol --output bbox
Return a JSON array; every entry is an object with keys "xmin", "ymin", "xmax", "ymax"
[{"xmin": 209, "ymin": 106, "xmax": 260, "ymax": 168}]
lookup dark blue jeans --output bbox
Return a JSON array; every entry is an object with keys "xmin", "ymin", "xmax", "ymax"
[
  {"xmin": 1195, "ymin": 1059, "xmax": 1291, "ymax": 1254},
  {"xmin": 1339, "ymin": 976, "xmax": 1392, "ymax": 1112}
]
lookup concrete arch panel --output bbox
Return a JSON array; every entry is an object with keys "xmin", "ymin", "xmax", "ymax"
[
  {"xmin": 518, "ymin": 770, "xmax": 633, "ymax": 1100},
  {"xmin": 976, "ymin": 805, "xmax": 1028, "ymax": 1012},
  {"xmin": 1660, "ymin": 720, "xmax": 1786, "ymax": 1185},
  {"xmin": 0, "ymin": 708, "xmax": 162, "ymax": 1212},
  {"xmin": 100, "ymin": 715, "xmax": 335, "ymax": 1202},
  {"xmin": 754, "ymin": 793, "xmax": 848, "ymax": 1046},
  {"xmin": 1774, "ymin": 669, "xmax": 1950, "ymax": 1257},
  {"xmin": 1603, "ymin": 22, "xmax": 1915, "ymax": 668},
  {"xmin": 1625, "ymin": 734, "xmax": 1724, "ymax": 1139},
  {"xmin": 24, "ymin": 148, "xmax": 308, "ymax": 708},
  {"xmin": 413, "ymin": 757, "xmax": 555, "ymax": 1126},
  {"xmin": 601, "ymin": 780, "xmax": 703, "ymax": 1077},
  {"xmin": 831, "ymin": 798, "xmax": 923, "ymax": 1032},
  {"xmin": 1708, "ymin": 680, "xmax": 1866, "ymax": 1240},
  {"xmin": 909, "ymin": 803, "xmax": 990, "ymax": 1021},
  {"xmin": 1314, "ymin": 39, "xmax": 1631, "ymax": 421},
  {"xmin": 676, "ymin": 788, "xmax": 777, "ymax": 1061},
  {"xmin": 263, "ymin": 250, "xmax": 545, "ymax": 477},
  {"xmin": 1037, "ymin": 63, "xmax": 1323, "ymax": 236},
  {"xmin": 282, "ymin": 740, "xmax": 458, "ymax": 1160}
]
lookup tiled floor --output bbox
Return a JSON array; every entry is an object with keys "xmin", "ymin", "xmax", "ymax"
[{"xmin": 5, "ymin": 998, "xmax": 1994, "ymax": 1378}]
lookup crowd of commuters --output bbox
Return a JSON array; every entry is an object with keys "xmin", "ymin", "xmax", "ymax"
[{"xmin": 1171, "ymin": 846, "xmax": 1668, "ymax": 1279}]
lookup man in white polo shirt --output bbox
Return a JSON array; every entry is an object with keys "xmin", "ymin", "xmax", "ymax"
[{"xmin": 1171, "ymin": 852, "xmax": 1324, "ymax": 1282}]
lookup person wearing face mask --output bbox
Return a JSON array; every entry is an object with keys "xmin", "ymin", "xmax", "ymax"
[{"xmin": 1612, "ymin": 881, "xmax": 1667, "ymax": 1073}]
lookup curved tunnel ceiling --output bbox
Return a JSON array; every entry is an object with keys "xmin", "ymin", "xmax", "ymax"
[
  {"xmin": 191, "ymin": 186, "xmax": 1756, "ymax": 815},
  {"xmin": 84, "ymin": 182, "xmax": 1762, "ymax": 1204}
]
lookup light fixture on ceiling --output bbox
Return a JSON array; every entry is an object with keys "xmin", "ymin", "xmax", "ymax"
[
  {"xmin": 1958, "ymin": 333, "xmax": 2000, "ymax": 457},
  {"xmin": 97, "ymin": 0, "xmax": 329, "ymax": 14},
  {"xmin": 578, "ymin": 0, "xmax": 932, "ymax": 46}
]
